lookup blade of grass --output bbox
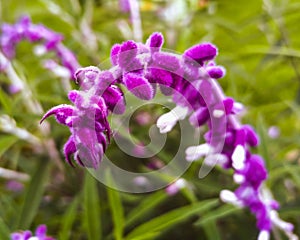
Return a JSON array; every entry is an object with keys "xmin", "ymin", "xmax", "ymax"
[
  {"xmin": 237, "ymin": 45, "xmax": 300, "ymax": 58},
  {"xmin": 0, "ymin": 217, "xmax": 10, "ymax": 239},
  {"xmin": 203, "ymin": 221, "xmax": 221, "ymax": 240},
  {"xmin": 0, "ymin": 135, "xmax": 18, "ymax": 158},
  {"xmin": 59, "ymin": 196, "xmax": 80, "ymax": 240},
  {"xmin": 125, "ymin": 199, "xmax": 219, "ymax": 240},
  {"xmin": 106, "ymin": 171, "xmax": 124, "ymax": 240},
  {"xmin": 127, "ymin": 232, "xmax": 160, "ymax": 240},
  {"xmin": 125, "ymin": 191, "xmax": 168, "ymax": 227},
  {"xmin": 256, "ymin": 115, "xmax": 270, "ymax": 170},
  {"xmin": 194, "ymin": 204, "xmax": 241, "ymax": 226},
  {"xmin": 0, "ymin": 90, "xmax": 12, "ymax": 113},
  {"xmin": 83, "ymin": 172, "xmax": 102, "ymax": 240},
  {"xmin": 17, "ymin": 159, "xmax": 51, "ymax": 229}
]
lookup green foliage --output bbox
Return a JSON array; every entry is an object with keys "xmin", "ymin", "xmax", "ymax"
[{"xmin": 83, "ymin": 172, "xmax": 102, "ymax": 240}]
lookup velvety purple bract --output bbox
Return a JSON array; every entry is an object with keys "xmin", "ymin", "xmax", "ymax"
[
  {"xmin": 223, "ymin": 98, "xmax": 234, "ymax": 115},
  {"xmin": 206, "ymin": 66, "xmax": 225, "ymax": 79},
  {"xmin": 244, "ymin": 125, "xmax": 259, "ymax": 147},
  {"xmin": 152, "ymin": 52, "xmax": 181, "ymax": 72},
  {"xmin": 118, "ymin": 40, "xmax": 138, "ymax": 68},
  {"xmin": 243, "ymin": 155, "xmax": 267, "ymax": 189},
  {"xmin": 146, "ymin": 32, "xmax": 164, "ymax": 53},
  {"xmin": 124, "ymin": 73, "xmax": 154, "ymax": 100},
  {"xmin": 184, "ymin": 43, "xmax": 217, "ymax": 65},
  {"xmin": 102, "ymin": 85, "xmax": 126, "ymax": 114},
  {"xmin": 111, "ymin": 44, "xmax": 121, "ymax": 66}
]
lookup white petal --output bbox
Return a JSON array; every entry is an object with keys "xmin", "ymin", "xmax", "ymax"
[
  {"xmin": 213, "ymin": 109, "xmax": 225, "ymax": 118},
  {"xmin": 172, "ymin": 105, "xmax": 189, "ymax": 120},
  {"xmin": 270, "ymin": 210, "xmax": 294, "ymax": 232},
  {"xmin": 156, "ymin": 112, "xmax": 177, "ymax": 133},
  {"xmin": 232, "ymin": 102, "xmax": 244, "ymax": 114},
  {"xmin": 232, "ymin": 145, "xmax": 246, "ymax": 170},
  {"xmin": 28, "ymin": 237, "xmax": 39, "ymax": 240},
  {"xmin": 33, "ymin": 45, "xmax": 47, "ymax": 56},
  {"xmin": 156, "ymin": 106, "xmax": 188, "ymax": 134},
  {"xmin": 174, "ymin": 178, "xmax": 186, "ymax": 189},
  {"xmin": 233, "ymin": 174, "xmax": 245, "ymax": 184},
  {"xmin": 220, "ymin": 190, "xmax": 237, "ymax": 203},
  {"xmin": 258, "ymin": 230, "xmax": 270, "ymax": 240},
  {"xmin": 204, "ymin": 153, "xmax": 228, "ymax": 166},
  {"xmin": 185, "ymin": 144, "xmax": 211, "ymax": 162}
]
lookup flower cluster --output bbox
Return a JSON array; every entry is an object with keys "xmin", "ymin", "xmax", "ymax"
[
  {"xmin": 11, "ymin": 224, "xmax": 55, "ymax": 240},
  {"xmin": 0, "ymin": 16, "xmax": 79, "ymax": 78},
  {"xmin": 41, "ymin": 32, "xmax": 297, "ymax": 239}
]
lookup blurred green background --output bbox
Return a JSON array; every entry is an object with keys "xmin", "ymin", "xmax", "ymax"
[{"xmin": 0, "ymin": 0, "xmax": 300, "ymax": 239}]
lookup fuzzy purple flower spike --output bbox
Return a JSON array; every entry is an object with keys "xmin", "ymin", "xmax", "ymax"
[{"xmin": 41, "ymin": 32, "xmax": 297, "ymax": 239}]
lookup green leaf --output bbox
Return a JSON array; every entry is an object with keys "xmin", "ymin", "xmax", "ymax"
[
  {"xmin": 0, "ymin": 135, "xmax": 18, "ymax": 158},
  {"xmin": 59, "ymin": 196, "xmax": 80, "ymax": 240},
  {"xmin": 237, "ymin": 45, "xmax": 300, "ymax": 58},
  {"xmin": 127, "ymin": 232, "xmax": 160, "ymax": 240},
  {"xmin": 125, "ymin": 199, "xmax": 219, "ymax": 240},
  {"xmin": 106, "ymin": 171, "xmax": 124, "ymax": 240},
  {"xmin": 0, "ymin": 90, "xmax": 12, "ymax": 113},
  {"xmin": 125, "ymin": 191, "xmax": 168, "ymax": 227},
  {"xmin": 194, "ymin": 204, "xmax": 241, "ymax": 226},
  {"xmin": 83, "ymin": 172, "xmax": 102, "ymax": 240},
  {"xmin": 202, "ymin": 221, "xmax": 221, "ymax": 240},
  {"xmin": 256, "ymin": 115, "xmax": 270, "ymax": 170},
  {"xmin": 0, "ymin": 217, "xmax": 10, "ymax": 240},
  {"xmin": 17, "ymin": 159, "xmax": 51, "ymax": 229}
]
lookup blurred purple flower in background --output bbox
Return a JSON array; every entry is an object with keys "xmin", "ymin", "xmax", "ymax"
[
  {"xmin": 0, "ymin": 16, "xmax": 80, "ymax": 79},
  {"xmin": 11, "ymin": 224, "xmax": 55, "ymax": 240}
]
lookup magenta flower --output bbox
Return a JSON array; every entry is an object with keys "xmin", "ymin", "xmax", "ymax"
[
  {"xmin": 11, "ymin": 224, "xmax": 55, "ymax": 240},
  {"xmin": 41, "ymin": 31, "xmax": 297, "ymax": 239}
]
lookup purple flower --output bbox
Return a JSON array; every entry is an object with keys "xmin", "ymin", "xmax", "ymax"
[
  {"xmin": 41, "ymin": 69, "xmax": 111, "ymax": 169},
  {"xmin": 6, "ymin": 180, "xmax": 24, "ymax": 193},
  {"xmin": 166, "ymin": 178, "xmax": 187, "ymax": 196},
  {"xmin": 0, "ymin": 16, "xmax": 80, "ymax": 78},
  {"xmin": 11, "ymin": 224, "xmax": 55, "ymax": 240},
  {"xmin": 119, "ymin": 0, "xmax": 130, "ymax": 12},
  {"xmin": 41, "ymin": 32, "xmax": 297, "ymax": 239}
]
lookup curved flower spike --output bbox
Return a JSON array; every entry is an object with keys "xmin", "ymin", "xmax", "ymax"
[{"xmin": 40, "ymin": 104, "xmax": 75, "ymax": 127}]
